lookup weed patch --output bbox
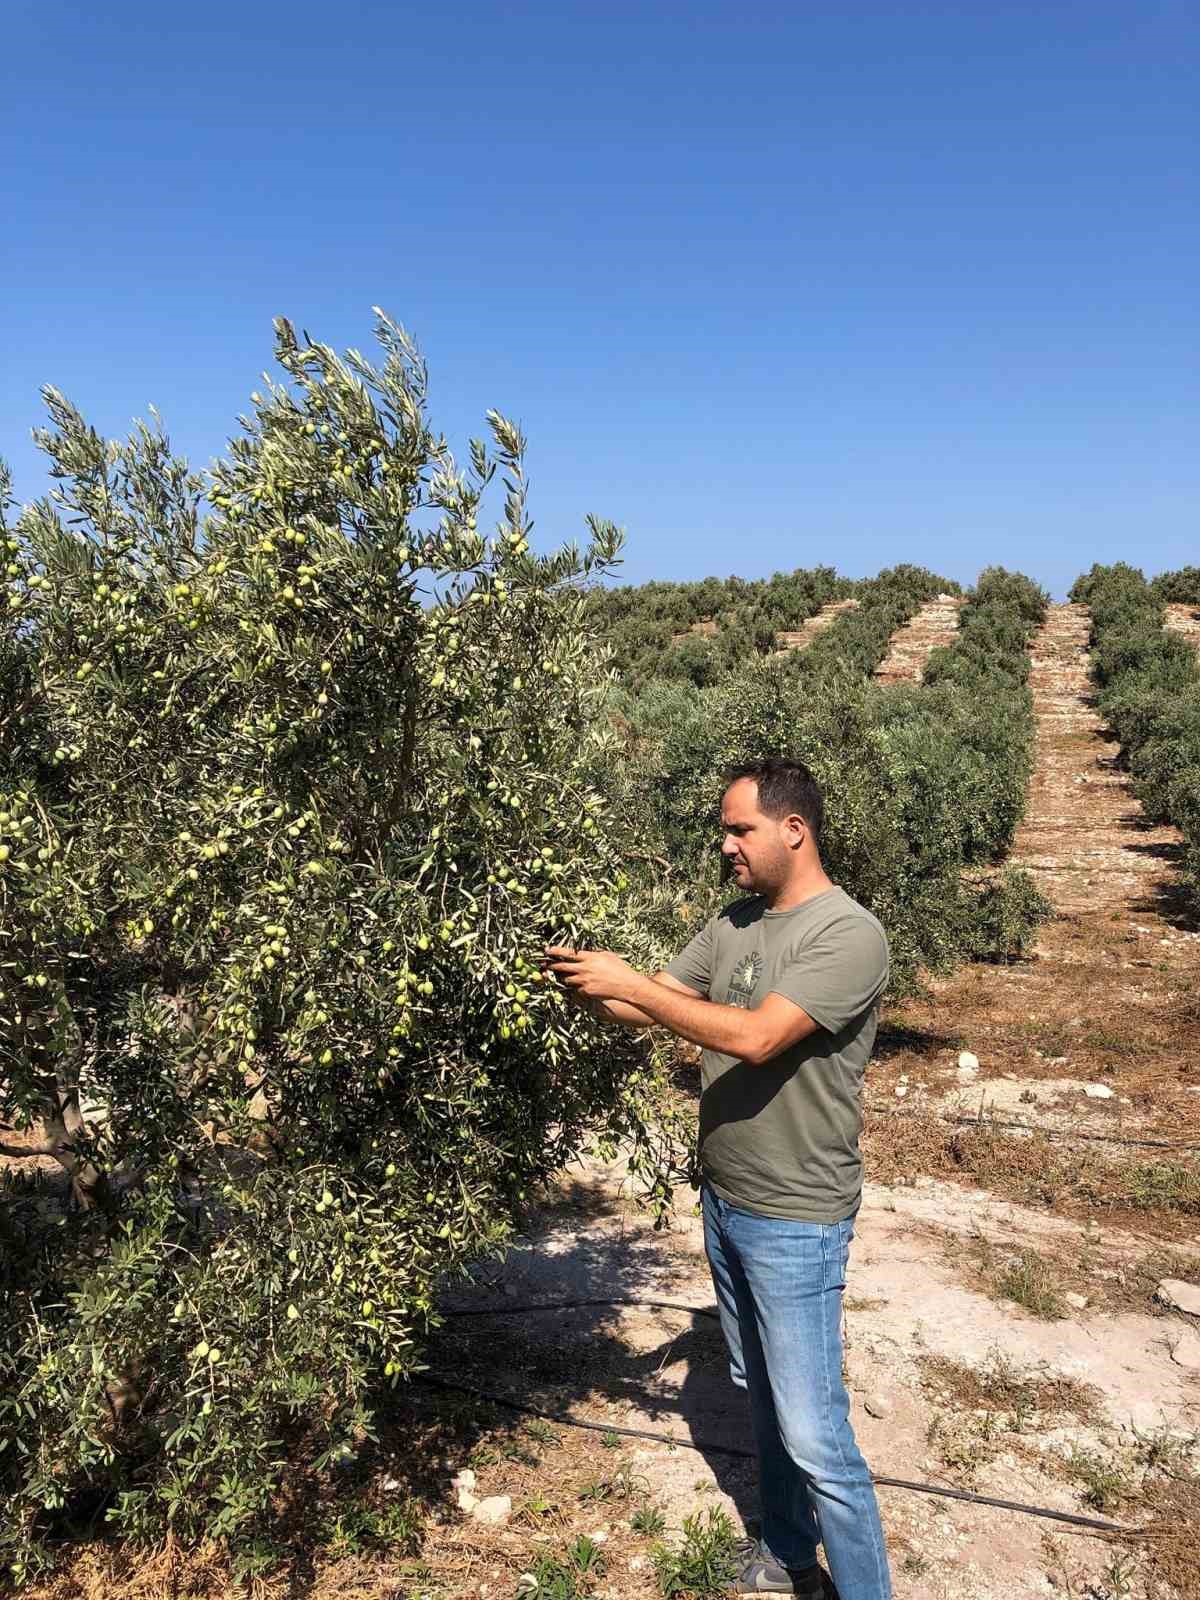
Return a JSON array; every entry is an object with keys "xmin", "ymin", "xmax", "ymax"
[
  {"xmin": 994, "ymin": 1247, "xmax": 1066, "ymax": 1319},
  {"xmin": 1059, "ymin": 1444, "xmax": 1134, "ymax": 1513},
  {"xmin": 925, "ymin": 1408, "xmax": 1004, "ymax": 1483},
  {"xmin": 517, "ymin": 1534, "xmax": 607, "ymax": 1599},
  {"xmin": 577, "ymin": 1463, "xmax": 650, "ymax": 1504},
  {"xmin": 319, "ymin": 1497, "xmax": 424, "ymax": 1557},
  {"xmin": 1082, "ymin": 1027, "xmax": 1138, "ymax": 1058},
  {"xmin": 651, "ymin": 1506, "xmax": 740, "ymax": 1597},
  {"xmin": 631, "ymin": 1505, "xmax": 668, "ymax": 1536}
]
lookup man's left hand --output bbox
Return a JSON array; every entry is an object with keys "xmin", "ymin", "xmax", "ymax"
[{"xmin": 543, "ymin": 946, "xmax": 639, "ymax": 1001}]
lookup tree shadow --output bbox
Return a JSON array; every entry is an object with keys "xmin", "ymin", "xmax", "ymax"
[
  {"xmin": 873, "ymin": 1023, "xmax": 962, "ymax": 1063},
  {"xmin": 1129, "ymin": 876, "xmax": 1199, "ymax": 933},
  {"xmin": 418, "ymin": 1221, "xmax": 766, "ymax": 1535},
  {"xmin": 1115, "ymin": 807, "xmax": 1183, "ymax": 845}
]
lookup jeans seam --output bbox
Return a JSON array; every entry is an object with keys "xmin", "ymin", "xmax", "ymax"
[{"xmin": 819, "ymin": 1228, "xmax": 891, "ymax": 1598}]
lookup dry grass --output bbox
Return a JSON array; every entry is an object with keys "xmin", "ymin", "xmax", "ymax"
[
  {"xmin": 1141, "ymin": 1471, "xmax": 1200, "ymax": 1597},
  {"xmin": 864, "ymin": 1103, "xmax": 1200, "ymax": 1232},
  {"xmin": 919, "ymin": 1347, "xmax": 1101, "ymax": 1424}
]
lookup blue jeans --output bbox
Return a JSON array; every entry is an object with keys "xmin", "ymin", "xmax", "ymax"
[{"xmin": 702, "ymin": 1184, "xmax": 892, "ymax": 1600}]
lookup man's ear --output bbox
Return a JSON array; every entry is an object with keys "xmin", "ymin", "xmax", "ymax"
[{"xmin": 784, "ymin": 812, "xmax": 807, "ymax": 850}]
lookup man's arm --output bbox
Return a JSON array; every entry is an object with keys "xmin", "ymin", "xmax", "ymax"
[
  {"xmin": 620, "ymin": 977, "xmax": 819, "ymax": 1064},
  {"xmin": 562, "ymin": 970, "xmax": 698, "ymax": 1028},
  {"xmin": 544, "ymin": 947, "xmax": 820, "ymax": 1065}
]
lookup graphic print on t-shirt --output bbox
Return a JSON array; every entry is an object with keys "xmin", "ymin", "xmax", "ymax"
[{"xmin": 725, "ymin": 950, "xmax": 762, "ymax": 1009}]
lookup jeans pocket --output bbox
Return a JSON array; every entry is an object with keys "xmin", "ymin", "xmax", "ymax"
[{"xmin": 821, "ymin": 1221, "xmax": 851, "ymax": 1293}]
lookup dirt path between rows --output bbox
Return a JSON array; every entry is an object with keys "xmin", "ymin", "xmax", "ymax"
[
  {"xmin": 1165, "ymin": 603, "xmax": 1200, "ymax": 648},
  {"xmin": 873, "ymin": 595, "xmax": 964, "ymax": 685},
  {"xmin": 425, "ymin": 603, "xmax": 1199, "ymax": 1600},
  {"xmin": 1012, "ymin": 604, "xmax": 1188, "ymax": 916},
  {"xmin": 774, "ymin": 596, "xmax": 859, "ymax": 653}
]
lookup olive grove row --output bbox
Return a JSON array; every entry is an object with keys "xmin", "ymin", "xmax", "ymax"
[{"xmin": 1073, "ymin": 563, "xmax": 1200, "ymax": 907}]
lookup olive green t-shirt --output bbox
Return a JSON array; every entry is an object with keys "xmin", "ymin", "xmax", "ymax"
[{"xmin": 665, "ymin": 886, "xmax": 889, "ymax": 1223}]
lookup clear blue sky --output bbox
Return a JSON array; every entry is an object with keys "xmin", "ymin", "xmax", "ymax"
[{"xmin": 3, "ymin": 1, "xmax": 1196, "ymax": 597}]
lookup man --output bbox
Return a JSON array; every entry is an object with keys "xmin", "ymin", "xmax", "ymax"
[{"xmin": 544, "ymin": 758, "xmax": 892, "ymax": 1600}]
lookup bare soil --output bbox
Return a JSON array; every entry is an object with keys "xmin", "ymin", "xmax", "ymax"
[
  {"xmin": 669, "ymin": 619, "xmax": 720, "ymax": 643},
  {"xmin": 773, "ymin": 598, "xmax": 860, "ymax": 654},
  {"xmin": 1165, "ymin": 604, "xmax": 1200, "ymax": 648},
  {"xmin": 874, "ymin": 596, "xmax": 964, "ymax": 685}
]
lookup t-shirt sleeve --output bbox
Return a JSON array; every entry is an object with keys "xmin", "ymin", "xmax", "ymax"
[
  {"xmin": 664, "ymin": 915, "xmax": 716, "ymax": 997},
  {"xmin": 769, "ymin": 914, "xmax": 889, "ymax": 1034}
]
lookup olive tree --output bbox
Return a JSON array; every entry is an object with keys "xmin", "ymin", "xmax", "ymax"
[{"xmin": 0, "ymin": 315, "xmax": 684, "ymax": 1576}]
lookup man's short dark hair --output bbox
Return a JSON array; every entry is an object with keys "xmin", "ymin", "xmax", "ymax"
[{"xmin": 723, "ymin": 758, "xmax": 824, "ymax": 843}]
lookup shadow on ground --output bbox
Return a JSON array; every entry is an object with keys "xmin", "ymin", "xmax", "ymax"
[
  {"xmin": 874, "ymin": 1024, "xmax": 964, "ymax": 1064},
  {"xmin": 409, "ymin": 1177, "xmax": 768, "ymax": 1535}
]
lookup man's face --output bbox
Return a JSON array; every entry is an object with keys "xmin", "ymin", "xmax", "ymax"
[{"xmin": 720, "ymin": 778, "xmax": 796, "ymax": 895}]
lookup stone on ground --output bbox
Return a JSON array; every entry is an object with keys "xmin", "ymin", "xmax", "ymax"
[{"xmin": 1157, "ymin": 1278, "xmax": 1200, "ymax": 1316}]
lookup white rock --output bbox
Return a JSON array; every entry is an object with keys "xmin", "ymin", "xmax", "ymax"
[
  {"xmin": 957, "ymin": 1051, "xmax": 979, "ymax": 1075},
  {"xmin": 894, "ymin": 1085, "xmax": 909, "ymax": 1098},
  {"xmin": 1127, "ymin": 1400, "xmax": 1166, "ymax": 1435},
  {"xmin": 1065, "ymin": 1293, "xmax": 1089, "ymax": 1311},
  {"xmin": 381, "ymin": 1475, "xmax": 402, "ymax": 1491},
  {"xmin": 472, "ymin": 1494, "xmax": 513, "ymax": 1526},
  {"xmin": 864, "ymin": 1393, "xmax": 892, "ymax": 1419},
  {"xmin": 453, "ymin": 1467, "xmax": 477, "ymax": 1490},
  {"xmin": 1157, "ymin": 1278, "xmax": 1200, "ymax": 1316},
  {"xmin": 1170, "ymin": 1331, "xmax": 1200, "ymax": 1371},
  {"xmin": 1084, "ymin": 1083, "xmax": 1114, "ymax": 1099}
]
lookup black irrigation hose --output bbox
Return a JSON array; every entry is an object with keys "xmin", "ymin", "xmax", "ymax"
[
  {"xmin": 426, "ymin": 1301, "xmax": 1146, "ymax": 1538},
  {"xmin": 867, "ymin": 1103, "xmax": 1200, "ymax": 1153}
]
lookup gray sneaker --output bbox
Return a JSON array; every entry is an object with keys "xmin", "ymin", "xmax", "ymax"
[{"xmin": 729, "ymin": 1539, "xmax": 834, "ymax": 1597}]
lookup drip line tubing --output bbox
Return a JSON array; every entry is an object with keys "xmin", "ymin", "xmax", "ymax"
[{"xmin": 425, "ymin": 1298, "xmax": 1148, "ymax": 1539}]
